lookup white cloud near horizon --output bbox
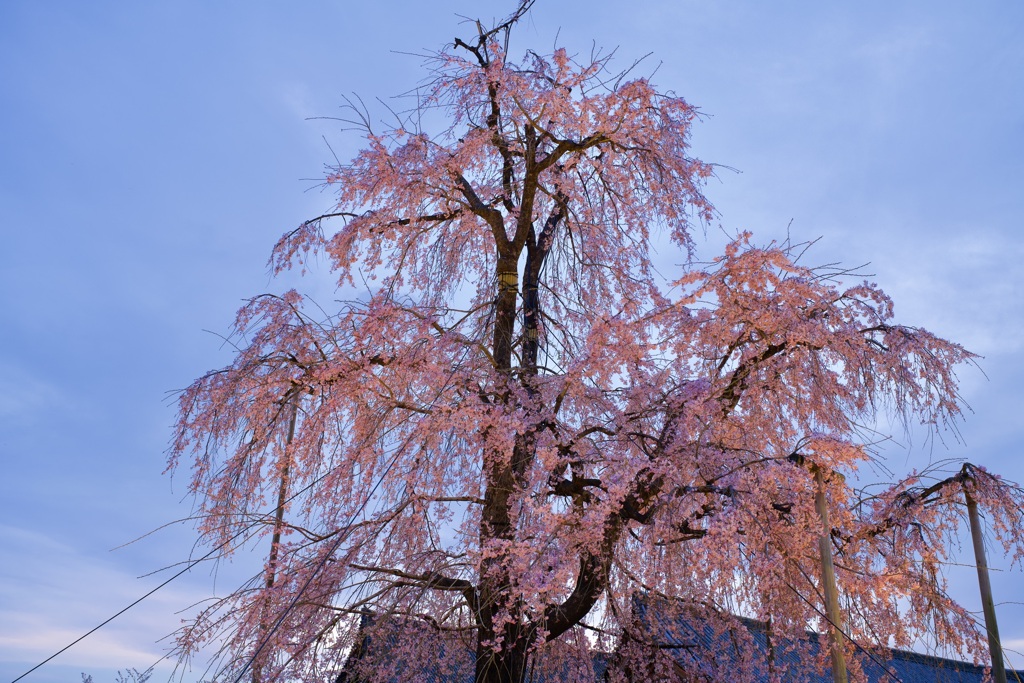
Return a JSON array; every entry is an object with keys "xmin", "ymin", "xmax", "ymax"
[{"xmin": 0, "ymin": 523, "xmax": 252, "ymax": 683}]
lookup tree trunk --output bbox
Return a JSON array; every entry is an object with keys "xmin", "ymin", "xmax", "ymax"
[
  {"xmin": 475, "ymin": 640, "xmax": 529, "ymax": 683},
  {"xmin": 475, "ymin": 258, "xmax": 532, "ymax": 683}
]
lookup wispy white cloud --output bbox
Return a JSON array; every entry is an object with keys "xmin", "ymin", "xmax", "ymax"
[
  {"xmin": 853, "ymin": 24, "xmax": 934, "ymax": 87},
  {"xmin": 866, "ymin": 229, "xmax": 1024, "ymax": 357},
  {"xmin": 0, "ymin": 613, "xmax": 161, "ymax": 668},
  {"xmin": 0, "ymin": 365, "xmax": 68, "ymax": 421},
  {"xmin": 277, "ymin": 81, "xmax": 318, "ymax": 123},
  {"xmin": 0, "ymin": 524, "xmax": 236, "ymax": 680}
]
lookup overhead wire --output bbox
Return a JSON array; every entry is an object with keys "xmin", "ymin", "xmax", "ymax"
[
  {"xmin": 229, "ymin": 447, "xmax": 404, "ymax": 683},
  {"xmin": 10, "ymin": 518, "xmax": 265, "ymax": 683},
  {"xmin": 10, "ymin": 414, "xmax": 386, "ymax": 683}
]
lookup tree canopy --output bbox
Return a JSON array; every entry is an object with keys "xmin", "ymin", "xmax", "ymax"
[{"xmin": 169, "ymin": 5, "xmax": 1024, "ymax": 682}]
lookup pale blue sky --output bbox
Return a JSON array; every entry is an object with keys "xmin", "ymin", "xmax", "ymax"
[{"xmin": 2, "ymin": 2, "xmax": 1023, "ymax": 681}]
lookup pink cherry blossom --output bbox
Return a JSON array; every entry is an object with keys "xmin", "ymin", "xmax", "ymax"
[{"xmin": 169, "ymin": 7, "xmax": 1024, "ymax": 682}]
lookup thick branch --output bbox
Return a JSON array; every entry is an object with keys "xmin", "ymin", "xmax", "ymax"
[
  {"xmin": 719, "ymin": 342, "xmax": 787, "ymax": 416},
  {"xmin": 455, "ymin": 174, "xmax": 507, "ymax": 249},
  {"xmin": 543, "ymin": 517, "xmax": 621, "ymax": 641},
  {"xmin": 350, "ymin": 563, "xmax": 479, "ymax": 615}
]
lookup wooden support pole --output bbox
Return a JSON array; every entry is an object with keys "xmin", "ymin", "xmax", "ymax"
[
  {"xmin": 964, "ymin": 487, "xmax": 1008, "ymax": 683},
  {"xmin": 814, "ymin": 467, "xmax": 849, "ymax": 683}
]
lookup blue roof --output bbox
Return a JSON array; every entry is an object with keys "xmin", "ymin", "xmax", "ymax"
[
  {"xmin": 336, "ymin": 602, "xmax": 1022, "ymax": 682},
  {"xmin": 335, "ymin": 614, "xmax": 601, "ymax": 683},
  {"xmin": 632, "ymin": 595, "xmax": 1023, "ymax": 683}
]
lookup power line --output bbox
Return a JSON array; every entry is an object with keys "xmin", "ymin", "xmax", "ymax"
[
  {"xmin": 230, "ymin": 449, "xmax": 403, "ymax": 683},
  {"xmin": 10, "ymin": 520, "xmax": 263, "ymax": 683},
  {"xmin": 783, "ymin": 571, "xmax": 904, "ymax": 683},
  {"xmin": 740, "ymin": 518, "xmax": 904, "ymax": 683},
  {"xmin": 11, "ymin": 436, "xmax": 357, "ymax": 682}
]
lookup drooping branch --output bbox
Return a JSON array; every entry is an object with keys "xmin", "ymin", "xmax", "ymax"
[{"xmin": 165, "ymin": 10, "xmax": 1018, "ymax": 683}]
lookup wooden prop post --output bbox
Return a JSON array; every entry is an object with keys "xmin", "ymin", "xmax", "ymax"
[
  {"xmin": 964, "ymin": 484, "xmax": 1008, "ymax": 683},
  {"xmin": 814, "ymin": 467, "xmax": 849, "ymax": 683}
]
